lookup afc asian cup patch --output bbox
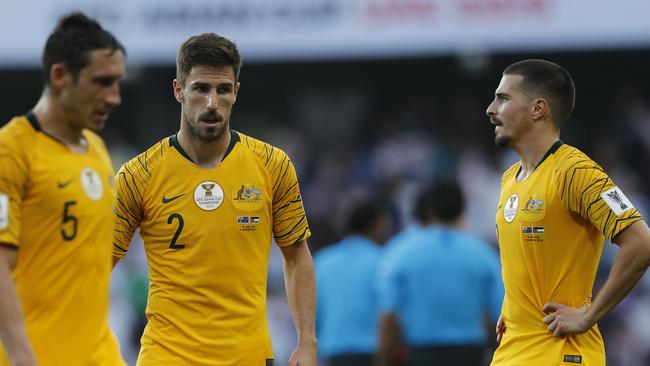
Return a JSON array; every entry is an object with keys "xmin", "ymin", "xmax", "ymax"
[
  {"xmin": 194, "ymin": 181, "xmax": 224, "ymax": 211},
  {"xmin": 503, "ymin": 194, "xmax": 519, "ymax": 223},
  {"xmin": 80, "ymin": 167, "xmax": 103, "ymax": 201},
  {"xmin": 600, "ymin": 187, "xmax": 634, "ymax": 216}
]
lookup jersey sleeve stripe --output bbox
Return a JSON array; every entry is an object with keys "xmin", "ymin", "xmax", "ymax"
[
  {"xmin": 113, "ymin": 243, "xmax": 128, "ymax": 252},
  {"xmin": 609, "ymin": 215, "xmax": 643, "ymax": 240}
]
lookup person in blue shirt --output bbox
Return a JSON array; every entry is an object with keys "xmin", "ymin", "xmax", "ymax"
[
  {"xmin": 315, "ymin": 198, "xmax": 393, "ymax": 366},
  {"xmin": 377, "ymin": 180, "xmax": 504, "ymax": 366}
]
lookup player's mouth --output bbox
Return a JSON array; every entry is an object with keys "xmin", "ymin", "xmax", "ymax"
[
  {"xmin": 199, "ymin": 113, "xmax": 223, "ymax": 127},
  {"xmin": 491, "ymin": 118, "xmax": 503, "ymax": 133},
  {"xmin": 94, "ymin": 110, "xmax": 111, "ymax": 124}
]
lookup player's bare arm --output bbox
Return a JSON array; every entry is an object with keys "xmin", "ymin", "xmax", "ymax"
[
  {"xmin": 377, "ymin": 312, "xmax": 404, "ymax": 366},
  {"xmin": 0, "ymin": 246, "xmax": 37, "ymax": 366},
  {"xmin": 543, "ymin": 220, "xmax": 650, "ymax": 337},
  {"xmin": 281, "ymin": 240, "xmax": 317, "ymax": 366}
]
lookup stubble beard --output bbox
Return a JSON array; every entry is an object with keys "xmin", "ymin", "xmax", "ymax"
[
  {"xmin": 184, "ymin": 112, "xmax": 228, "ymax": 143},
  {"xmin": 495, "ymin": 134, "xmax": 510, "ymax": 148}
]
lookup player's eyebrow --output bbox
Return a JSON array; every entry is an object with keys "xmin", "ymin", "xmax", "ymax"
[{"xmin": 92, "ymin": 75, "xmax": 121, "ymax": 86}]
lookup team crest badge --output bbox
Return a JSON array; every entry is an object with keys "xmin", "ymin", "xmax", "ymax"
[
  {"xmin": 81, "ymin": 167, "xmax": 103, "ymax": 201},
  {"xmin": 521, "ymin": 194, "xmax": 546, "ymax": 221},
  {"xmin": 503, "ymin": 194, "xmax": 519, "ymax": 223},
  {"xmin": 194, "ymin": 180, "xmax": 224, "ymax": 211},
  {"xmin": 232, "ymin": 183, "xmax": 264, "ymax": 211}
]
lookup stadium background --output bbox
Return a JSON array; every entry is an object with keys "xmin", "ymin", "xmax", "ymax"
[{"xmin": 1, "ymin": 1, "xmax": 649, "ymax": 365}]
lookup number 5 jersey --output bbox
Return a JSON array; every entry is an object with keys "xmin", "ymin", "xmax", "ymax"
[{"xmin": 0, "ymin": 114, "xmax": 124, "ymax": 366}]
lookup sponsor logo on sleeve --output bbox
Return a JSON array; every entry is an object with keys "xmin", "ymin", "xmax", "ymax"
[{"xmin": 600, "ymin": 187, "xmax": 634, "ymax": 216}]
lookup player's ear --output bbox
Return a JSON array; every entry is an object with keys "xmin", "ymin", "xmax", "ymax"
[
  {"xmin": 49, "ymin": 63, "xmax": 71, "ymax": 92},
  {"xmin": 531, "ymin": 98, "xmax": 549, "ymax": 122},
  {"xmin": 173, "ymin": 79, "xmax": 184, "ymax": 103},
  {"xmin": 233, "ymin": 81, "xmax": 240, "ymax": 103}
]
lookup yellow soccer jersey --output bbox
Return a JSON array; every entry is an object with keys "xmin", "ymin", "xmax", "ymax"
[
  {"xmin": 0, "ymin": 114, "xmax": 124, "ymax": 366},
  {"xmin": 492, "ymin": 141, "xmax": 642, "ymax": 366},
  {"xmin": 113, "ymin": 131, "xmax": 311, "ymax": 365}
]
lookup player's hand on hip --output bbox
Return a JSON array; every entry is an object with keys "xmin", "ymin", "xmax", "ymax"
[
  {"xmin": 542, "ymin": 302, "xmax": 592, "ymax": 337},
  {"xmin": 496, "ymin": 314, "xmax": 506, "ymax": 343},
  {"xmin": 288, "ymin": 342, "xmax": 317, "ymax": 366}
]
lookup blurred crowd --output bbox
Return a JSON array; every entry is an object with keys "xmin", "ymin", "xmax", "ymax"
[{"xmin": 2, "ymin": 51, "xmax": 647, "ymax": 365}]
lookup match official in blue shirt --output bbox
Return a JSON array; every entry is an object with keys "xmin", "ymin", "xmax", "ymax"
[
  {"xmin": 377, "ymin": 180, "xmax": 504, "ymax": 366},
  {"xmin": 315, "ymin": 198, "xmax": 393, "ymax": 366}
]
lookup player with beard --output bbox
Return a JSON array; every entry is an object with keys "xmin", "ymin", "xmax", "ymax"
[
  {"xmin": 486, "ymin": 59, "xmax": 650, "ymax": 365},
  {"xmin": 112, "ymin": 33, "xmax": 316, "ymax": 366}
]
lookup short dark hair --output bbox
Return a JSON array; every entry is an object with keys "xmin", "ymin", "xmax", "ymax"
[
  {"xmin": 344, "ymin": 198, "xmax": 391, "ymax": 236},
  {"xmin": 176, "ymin": 33, "xmax": 241, "ymax": 85},
  {"xmin": 417, "ymin": 180, "xmax": 465, "ymax": 224},
  {"xmin": 503, "ymin": 59, "xmax": 575, "ymax": 126},
  {"xmin": 42, "ymin": 12, "xmax": 125, "ymax": 85}
]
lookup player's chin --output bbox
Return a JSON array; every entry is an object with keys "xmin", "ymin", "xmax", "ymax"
[
  {"xmin": 494, "ymin": 134, "xmax": 510, "ymax": 148},
  {"xmin": 198, "ymin": 126, "xmax": 225, "ymax": 141},
  {"xmin": 85, "ymin": 120, "xmax": 104, "ymax": 132}
]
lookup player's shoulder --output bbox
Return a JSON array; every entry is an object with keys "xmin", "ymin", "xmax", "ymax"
[
  {"xmin": 235, "ymin": 130, "xmax": 291, "ymax": 166},
  {"xmin": 118, "ymin": 136, "xmax": 172, "ymax": 178},
  {"xmin": 552, "ymin": 143, "xmax": 603, "ymax": 176},
  {"xmin": 501, "ymin": 161, "xmax": 520, "ymax": 183},
  {"xmin": 0, "ymin": 115, "xmax": 38, "ymax": 149}
]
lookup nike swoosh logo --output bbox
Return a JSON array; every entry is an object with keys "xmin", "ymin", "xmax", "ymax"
[
  {"xmin": 57, "ymin": 180, "xmax": 73, "ymax": 189},
  {"xmin": 162, "ymin": 193, "xmax": 184, "ymax": 204}
]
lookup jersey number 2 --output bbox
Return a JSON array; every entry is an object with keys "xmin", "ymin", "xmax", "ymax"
[{"xmin": 167, "ymin": 213, "xmax": 186, "ymax": 249}]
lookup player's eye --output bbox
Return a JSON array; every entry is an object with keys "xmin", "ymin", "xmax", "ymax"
[
  {"xmin": 217, "ymin": 85, "xmax": 232, "ymax": 94},
  {"xmin": 194, "ymin": 85, "xmax": 209, "ymax": 93},
  {"xmin": 94, "ymin": 77, "xmax": 116, "ymax": 87}
]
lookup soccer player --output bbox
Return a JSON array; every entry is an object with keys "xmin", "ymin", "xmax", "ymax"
[
  {"xmin": 486, "ymin": 59, "xmax": 650, "ymax": 365},
  {"xmin": 315, "ymin": 198, "xmax": 392, "ymax": 366},
  {"xmin": 0, "ymin": 12, "xmax": 126, "ymax": 366},
  {"xmin": 377, "ymin": 180, "xmax": 503, "ymax": 366},
  {"xmin": 112, "ymin": 33, "xmax": 316, "ymax": 365}
]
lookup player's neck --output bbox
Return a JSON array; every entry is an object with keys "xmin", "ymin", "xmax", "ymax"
[
  {"xmin": 177, "ymin": 127, "xmax": 231, "ymax": 169},
  {"xmin": 32, "ymin": 96, "xmax": 87, "ymax": 153},
  {"xmin": 512, "ymin": 128, "xmax": 560, "ymax": 180}
]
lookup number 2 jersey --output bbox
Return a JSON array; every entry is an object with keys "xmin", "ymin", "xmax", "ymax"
[
  {"xmin": 113, "ymin": 131, "xmax": 311, "ymax": 365},
  {"xmin": 492, "ymin": 142, "xmax": 643, "ymax": 366},
  {"xmin": 0, "ymin": 114, "xmax": 124, "ymax": 366}
]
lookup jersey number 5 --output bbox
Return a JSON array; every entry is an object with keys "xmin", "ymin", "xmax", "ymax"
[
  {"xmin": 167, "ymin": 213, "xmax": 186, "ymax": 249},
  {"xmin": 61, "ymin": 200, "xmax": 78, "ymax": 241}
]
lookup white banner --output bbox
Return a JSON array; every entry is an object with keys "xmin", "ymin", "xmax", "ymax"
[{"xmin": 1, "ymin": 0, "xmax": 649, "ymax": 66}]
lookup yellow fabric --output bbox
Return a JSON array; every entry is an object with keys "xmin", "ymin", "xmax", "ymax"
[
  {"xmin": 492, "ymin": 144, "xmax": 642, "ymax": 366},
  {"xmin": 113, "ymin": 131, "xmax": 310, "ymax": 365},
  {"xmin": 0, "ymin": 116, "xmax": 124, "ymax": 366}
]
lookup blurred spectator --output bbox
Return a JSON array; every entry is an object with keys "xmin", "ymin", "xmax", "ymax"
[
  {"xmin": 314, "ymin": 197, "xmax": 394, "ymax": 366},
  {"xmin": 376, "ymin": 180, "xmax": 503, "ymax": 366}
]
